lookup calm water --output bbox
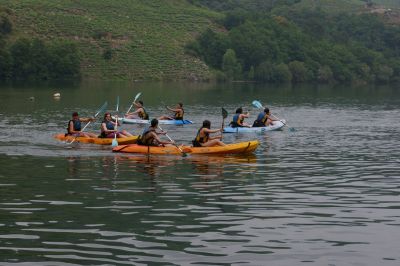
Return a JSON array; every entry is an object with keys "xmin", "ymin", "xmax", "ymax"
[{"xmin": 0, "ymin": 81, "xmax": 399, "ymax": 265}]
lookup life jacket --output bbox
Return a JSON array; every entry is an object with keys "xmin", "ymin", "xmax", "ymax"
[
  {"xmin": 174, "ymin": 108, "xmax": 184, "ymax": 120},
  {"xmin": 192, "ymin": 127, "xmax": 209, "ymax": 147},
  {"xmin": 138, "ymin": 107, "xmax": 149, "ymax": 120},
  {"xmin": 253, "ymin": 112, "xmax": 268, "ymax": 127},
  {"xmin": 67, "ymin": 119, "xmax": 81, "ymax": 134},
  {"xmin": 138, "ymin": 127, "xmax": 157, "ymax": 146},
  {"xmin": 100, "ymin": 120, "xmax": 115, "ymax": 137},
  {"xmin": 230, "ymin": 114, "xmax": 243, "ymax": 128}
]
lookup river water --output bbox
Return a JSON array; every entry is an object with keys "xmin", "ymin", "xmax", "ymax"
[{"xmin": 0, "ymin": 81, "xmax": 399, "ymax": 265}]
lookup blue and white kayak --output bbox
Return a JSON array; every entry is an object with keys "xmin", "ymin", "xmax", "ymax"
[
  {"xmin": 116, "ymin": 117, "xmax": 193, "ymax": 125},
  {"xmin": 223, "ymin": 120, "xmax": 285, "ymax": 133}
]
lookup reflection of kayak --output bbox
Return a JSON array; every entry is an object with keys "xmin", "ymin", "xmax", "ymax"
[
  {"xmin": 115, "ymin": 117, "xmax": 193, "ymax": 125},
  {"xmin": 223, "ymin": 120, "xmax": 285, "ymax": 133},
  {"xmin": 54, "ymin": 134, "xmax": 139, "ymax": 145},
  {"xmin": 113, "ymin": 140, "xmax": 259, "ymax": 155}
]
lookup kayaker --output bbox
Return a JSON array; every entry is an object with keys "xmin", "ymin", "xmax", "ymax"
[
  {"xmin": 192, "ymin": 120, "xmax": 225, "ymax": 147},
  {"xmin": 125, "ymin": 100, "xmax": 149, "ymax": 120},
  {"xmin": 100, "ymin": 112, "xmax": 133, "ymax": 138},
  {"xmin": 137, "ymin": 118, "xmax": 175, "ymax": 146},
  {"xmin": 158, "ymin": 103, "xmax": 184, "ymax": 120},
  {"xmin": 252, "ymin": 108, "xmax": 278, "ymax": 127},
  {"xmin": 66, "ymin": 112, "xmax": 97, "ymax": 138},
  {"xmin": 230, "ymin": 107, "xmax": 250, "ymax": 128}
]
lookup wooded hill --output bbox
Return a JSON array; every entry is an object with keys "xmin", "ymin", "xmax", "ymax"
[{"xmin": 0, "ymin": 0, "xmax": 399, "ymax": 83}]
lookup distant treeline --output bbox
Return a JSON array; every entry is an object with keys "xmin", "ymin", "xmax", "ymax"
[
  {"xmin": 187, "ymin": 9, "xmax": 400, "ymax": 83},
  {"xmin": 0, "ymin": 16, "xmax": 80, "ymax": 81}
]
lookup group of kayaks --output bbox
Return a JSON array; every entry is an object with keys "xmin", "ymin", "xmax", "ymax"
[{"xmin": 55, "ymin": 99, "xmax": 286, "ymax": 156}]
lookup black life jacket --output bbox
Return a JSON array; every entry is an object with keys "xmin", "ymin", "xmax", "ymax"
[
  {"xmin": 67, "ymin": 119, "xmax": 81, "ymax": 134},
  {"xmin": 230, "ymin": 114, "xmax": 243, "ymax": 128},
  {"xmin": 253, "ymin": 112, "xmax": 268, "ymax": 127},
  {"xmin": 138, "ymin": 107, "xmax": 149, "ymax": 120},
  {"xmin": 174, "ymin": 108, "xmax": 184, "ymax": 120},
  {"xmin": 192, "ymin": 127, "xmax": 209, "ymax": 147},
  {"xmin": 100, "ymin": 120, "xmax": 115, "ymax": 137},
  {"xmin": 138, "ymin": 127, "xmax": 156, "ymax": 146}
]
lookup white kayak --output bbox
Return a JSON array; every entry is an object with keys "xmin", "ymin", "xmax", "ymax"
[
  {"xmin": 223, "ymin": 120, "xmax": 285, "ymax": 133},
  {"xmin": 114, "ymin": 117, "xmax": 193, "ymax": 125}
]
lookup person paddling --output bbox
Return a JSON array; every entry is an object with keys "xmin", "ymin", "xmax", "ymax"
[
  {"xmin": 192, "ymin": 120, "xmax": 225, "ymax": 147},
  {"xmin": 125, "ymin": 100, "xmax": 149, "ymax": 120},
  {"xmin": 137, "ymin": 119, "xmax": 175, "ymax": 146},
  {"xmin": 100, "ymin": 112, "xmax": 133, "ymax": 138},
  {"xmin": 158, "ymin": 103, "xmax": 184, "ymax": 121},
  {"xmin": 252, "ymin": 107, "xmax": 278, "ymax": 127},
  {"xmin": 230, "ymin": 107, "xmax": 250, "ymax": 128},
  {"xmin": 66, "ymin": 112, "xmax": 97, "ymax": 138}
]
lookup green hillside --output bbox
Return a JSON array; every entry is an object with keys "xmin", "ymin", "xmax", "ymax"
[{"xmin": 0, "ymin": 0, "xmax": 220, "ymax": 80}]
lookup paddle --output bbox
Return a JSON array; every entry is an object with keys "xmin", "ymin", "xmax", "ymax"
[
  {"xmin": 125, "ymin": 92, "xmax": 142, "ymax": 115},
  {"xmin": 252, "ymin": 100, "xmax": 295, "ymax": 131},
  {"xmin": 221, "ymin": 107, "xmax": 228, "ymax": 140},
  {"xmin": 112, "ymin": 96, "xmax": 120, "ymax": 147},
  {"xmin": 69, "ymin": 101, "xmax": 108, "ymax": 144},
  {"xmin": 157, "ymin": 125, "xmax": 187, "ymax": 157}
]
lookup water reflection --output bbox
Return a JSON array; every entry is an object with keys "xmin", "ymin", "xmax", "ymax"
[{"xmin": 0, "ymin": 82, "xmax": 399, "ymax": 265}]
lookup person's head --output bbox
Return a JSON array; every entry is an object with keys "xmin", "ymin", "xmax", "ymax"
[
  {"xmin": 150, "ymin": 118, "xmax": 158, "ymax": 127},
  {"xmin": 138, "ymin": 100, "xmax": 144, "ymax": 106},
  {"xmin": 235, "ymin": 107, "xmax": 243, "ymax": 114},
  {"xmin": 264, "ymin": 108, "xmax": 270, "ymax": 114},
  {"xmin": 177, "ymin": 102, "xmax": 183, "ymax": 108},
  {"xmin": 72, "ymin": 112, "xmax": 79, "ymax": 119},
  {"xmin": 202, "ymin": 120, "xmax": 211, "ymax": 129},
  {"xmin": 103, "ymin": 112, "xmax": 111, "ymax": 121}
]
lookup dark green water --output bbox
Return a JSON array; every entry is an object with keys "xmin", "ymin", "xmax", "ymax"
[{"xmin": 0, "ymin": 81, "xmax": 399, "ymax": 265}]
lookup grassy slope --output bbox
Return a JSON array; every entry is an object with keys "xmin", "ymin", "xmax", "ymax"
[
  {"xmin": 1, "ymin": 0, "xmax": 221, "ymax": 80},
  {"xmin": 279, "ymin": 0, "xmax": 366, "ymax": 13},
  {"xmin": 373, "ymin": 0, "xmax": 400, "ymax": 8}
]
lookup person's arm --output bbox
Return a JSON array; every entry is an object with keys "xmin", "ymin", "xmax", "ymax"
[
  {"xmin": 166, "ymin": 106, "xmax": 179, "ymax": 112},
  {"xmin": 242, "ymin": 112, "xmax": 250, "ymax": 118},
  {"xmin": 203, "ymin": 128, "xmax": 222, "ymax": 134},
  {"xmin": 152, "ymin": 132, "xmax": 174, "ymax": 145},
  {"xmin": 79, "ymin": 117, "xmax": 95, "ymax": 123}
]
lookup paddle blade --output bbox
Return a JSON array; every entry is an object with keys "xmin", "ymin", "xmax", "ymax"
[
  {"xmin": 116, "ymin": 96, "xmax": 120, "ymax": 112},
  {"xmin": 134, "ymin": 92, "xmax": 142, "ymax": 102},
  {"xmin": 111, "ymin": 138, "xmax": 118, "ymax": 147},
  {"xmin": 95, "ymin": 101, "xmax": 108, "ymax": 117},
  {"xmin": 252, "ymin": 100, "xmax": 263, "ymax": 109},
  {"xmin": 221, "ymin": 107, "xmax": 228, "ymax": 119}
]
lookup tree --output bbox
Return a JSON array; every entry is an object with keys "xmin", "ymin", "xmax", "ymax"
[
  {"xmin": 288, "ymin": 61, "xmax": 308, "ymax": 83},
  {"xmin": 222, "ymin": 49, "xmax": 242, "ymax": 80}
]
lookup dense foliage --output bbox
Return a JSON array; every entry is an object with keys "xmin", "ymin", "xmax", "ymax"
[
  {"xmin": 187, "ymin": 7, "xmax": 400, "ymax": 83},
  {"xmin": 0, "ymin": 15, "xmax": 80, "ymax": 81}
]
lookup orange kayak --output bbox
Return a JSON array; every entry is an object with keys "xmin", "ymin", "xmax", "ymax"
[
  {"xmin": 112, "ymin": 140, "xmax": 259, "ymax": 155},
  {"xmin": 54, "ymin": 133, "xmax": 139, "ymax": 145}
]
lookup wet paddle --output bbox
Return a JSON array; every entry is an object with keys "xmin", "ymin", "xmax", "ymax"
[
  {"xmin": 112, "ymin": 96, "xmax": 120, "ymax": 147},
  {"xmin": 158, "ymin": 125, "xmax": 187, "ymax": 157},
  {"xmin": 252, "ymin": 100, "xmax": 295, "ymax": 131},
  {"xmin": 221, "ymin": 107, "xmax": 228, "ymax": 140},
  {"xmin": 69, "ymin": 101, "xmax": 108, "ymax": 144},
  {"xmin": 125, "ymin": 92, "xmax": 142, "ymax": 115}
]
